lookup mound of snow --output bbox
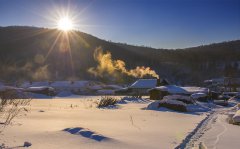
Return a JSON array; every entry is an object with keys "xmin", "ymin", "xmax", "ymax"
[
  {"xmin": 163, "ymin": 95, "xmax": 193, "ymax": 104},
  {"xmin": 160, "ymin": 99, "xmax": 187, "ymax": 106},
  {"xmin": 147, "ymin": 100, "xmax": 210, "ymax": 113},
  {"xmin": 146, "ymin": 101, "xmax": 161, "ymax": 110},
  {"xmin": 232, "ymin": 110, "xmax": 240, "ymax": 123},
  {"xmin": 186, "ymin": 103, "xmax": 211, "ymax": 113},
  {"xmin": 159, "ymin": 99, "xmax": 187, "ymax": 112}
]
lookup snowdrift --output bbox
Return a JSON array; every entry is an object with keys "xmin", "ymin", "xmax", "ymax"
[{"xmin": 232, "ymin": 110, "xmax": 240, "ymax": 123}]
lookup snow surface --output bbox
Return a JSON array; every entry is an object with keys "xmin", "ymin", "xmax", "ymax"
[
  {"xmin": 1, "ymin": 97, "xmax": 206, "ymax": 149},
  {"xmin": 194, "ymin": 109, "xmax": 240, "ymax": 149}
]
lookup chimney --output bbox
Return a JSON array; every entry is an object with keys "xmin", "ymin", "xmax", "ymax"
[{"xmin": 156, "ymin": 78, "xmax": 161, "ymax": 87}]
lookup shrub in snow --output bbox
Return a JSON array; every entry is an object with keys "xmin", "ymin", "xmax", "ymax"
[
  {"xmin": 158, "ymin": 99, "xmax": 187, "ymax": 112},
  {"xmin": 0, "ymin": 90, "xmax": 31, "ymax": 126},
  {"xmin": 97, "ymin": 96, "xmax": 118, "ymax": 108},
  {"xmin": 163, "ymin": 95, "xmax": 193, "ymax": 104},
  {"xmin": 232, "ymin": 110, "xmax": 240, "ymax": 124}
]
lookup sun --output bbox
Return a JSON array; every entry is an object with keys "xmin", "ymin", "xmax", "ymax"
[{"xmin": 57, "ymin": 17, "xmax": 73, "ymax": 31}]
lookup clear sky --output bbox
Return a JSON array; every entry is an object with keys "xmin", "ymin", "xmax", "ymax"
[{"xmin": 0, "ymin": 0, "xmax": 240, "ymax": 49}]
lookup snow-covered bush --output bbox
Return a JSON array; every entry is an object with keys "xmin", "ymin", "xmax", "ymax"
[{"xmin": 158, "ymin": 99, "xmax": 187, "ymax": 112}]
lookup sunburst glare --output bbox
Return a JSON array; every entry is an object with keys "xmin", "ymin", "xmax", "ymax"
[{"xmin": 57, "ymin": 17, "xmax": 73, "ymax": 31}]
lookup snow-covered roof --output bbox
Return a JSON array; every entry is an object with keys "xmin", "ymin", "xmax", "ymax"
[
  {"xmin": 204, "ymin": 78, "xmax": 224, "ymax": 84},
  {"xmin": 50, "ymin": 81, "xmax": 71, "ymax": 88},
  {"xmin": 130, "ymin": 79, "xmax": 157, "ymax": 89},
  {"xmin": 0, "ymin": 85, "xmax": 5, "ymax": 91},
  {"xmin": 88, "ymin": 85, "xmax": 103, "ymax": 90},
  {"xmin": 190, "ymin": 93, "xmax": 207, "ymax": 99},
  {"xmin": 97, "ymin": 89, "xmax": 115, "ymax": 95},
  {"xmin": 153, "ymin": 85, "xmax": 188, "ymax": 94},
  {"xmin": 71, "ymin": 81, "xmax": 89, "ymax": 88},
  {"xmin": 25, "ymin": 86, "xmax": 54, "ymax": 92},
  {"xmin": 21, "ymin": 81, "xmax": 93, "ymax": 89},
  {"xmin": 182, "ymin": 87, "xmax": 208, "ymax": 94},
  {"xmin": 150, "ymin": 85, "xmax": 208, "ymax": 95},
  {"xmin": 104, "ymin": 85, "xmax": 123, "ymax": 90},
  {"xmin": 21, "ymin": 81, "xmax": 50, "ymax": 88},
  {"xmin": 0, "ymin": 86, "xmax": 23, "ymax": 92}
]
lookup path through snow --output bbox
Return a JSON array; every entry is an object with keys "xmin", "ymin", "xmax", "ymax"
[{"xmin": 176, "ymin": 104, "xmax": 238, "ymax": 149}]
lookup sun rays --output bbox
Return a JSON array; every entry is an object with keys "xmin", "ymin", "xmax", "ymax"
[
  {"xmin": 19, "ymin": 4, "xmax": 93, "ymax": 79},
  {"xmin": 57, "ymin": 17, "xmax": 73, "ymax": 31}
]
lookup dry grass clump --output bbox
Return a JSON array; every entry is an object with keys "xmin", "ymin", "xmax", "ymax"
[
  {"xmin": 96, "ymin": 96, "xmax": 118, "ymax": 108},
  {"xmin": 0, "ymin": 90, "xmax": 31, "ymax": 127}
]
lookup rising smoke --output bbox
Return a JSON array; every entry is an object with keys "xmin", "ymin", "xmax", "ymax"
[{"xmin": 88, "ymin": 47, "xmax": 159, "ymax": 79}]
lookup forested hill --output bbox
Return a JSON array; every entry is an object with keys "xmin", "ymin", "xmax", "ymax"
[{"xmin": 0, "ymin": 26, "xmax": 239, "ymax": 85}]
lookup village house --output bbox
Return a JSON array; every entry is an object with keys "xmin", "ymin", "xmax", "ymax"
[
  {"xmin": 115, "ymin": 78, "xmax": 169, "ymax": 97},
  {"xmin": 148, "ymin": 85, "xmax": 208, "ymax": 100},
  {"xmin": 204, "ymin": 77, "xmax": 240, "ymax": 92}
]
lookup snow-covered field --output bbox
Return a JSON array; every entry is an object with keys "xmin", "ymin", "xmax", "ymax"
[
  {"xmin": 1, "ymin": 95, "xmax": 240, "ymax": 149},
  {"xmin": 0, "ymin": 96, "xmax": 207, "ymax": 149}
]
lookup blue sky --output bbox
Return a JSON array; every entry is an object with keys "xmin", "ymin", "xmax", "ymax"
[{"xmin": 0, "ymin": 0, "xmax": 240, "ymax": 49}]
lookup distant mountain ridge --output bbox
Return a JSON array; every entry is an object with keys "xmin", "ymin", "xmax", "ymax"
[{"xmin": 0, "ymin": 26, "xmax": 239, "ymax": 85}]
